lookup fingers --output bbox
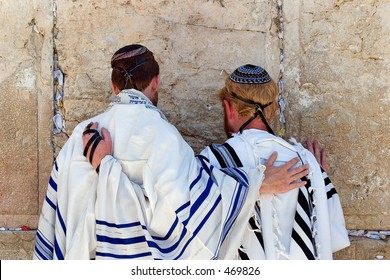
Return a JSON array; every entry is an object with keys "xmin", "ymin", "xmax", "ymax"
[
  {"xmin": 284, "ymin": 157, "xmax": 301, "ymax": 170},
  {"xmin": 305, "ymin": 139, "xmax": 314, "ymax": 154},
  {"xmin": 82, "ymin": 122, "xmax": 99, "ymax": 144},
  {"xmin": 312, "ymin": 140, "xmax": 322, "ymax": 163},
  {"xmin": 288, "ymin": 164, "xmax": 309, "ymax": 181},
  {"xmin": 306, "ymin": 139, "xmax": 322, "ymax": 163},
  {"xmin": 289, "ymin": 180, "xmax": 307, "ymax": 190},
  {"xmin": 101, "ymin": 127, "xmax": 112, "ymax": 147},
  {"xmin": 81, "ymin": 121, "xmax": 113, "ymax": 173},
  {"xmin": 82, "ymin": 122, "xmax": 102, "ymax": 171},
  {"xmin": 320, "ymin": 147, "xmax": 330, "ymax": 172},
  {"xmin": 264, "ymin": 152, "xmax": 278, "ymax": 167},
  {"xmin": 307, "ymin": 138, "xmax": 330, "ymax": 173}
]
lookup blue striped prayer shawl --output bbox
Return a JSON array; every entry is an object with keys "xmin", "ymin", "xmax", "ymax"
[{"xmin": 33, "ymin": 89, "xmax": 262, "ymax": 260}]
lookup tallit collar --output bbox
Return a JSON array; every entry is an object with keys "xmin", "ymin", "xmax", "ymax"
[
  {"xmin": 231, "ymin": 129, "xmax": 300, "ymax": 153},
  {"xmin": 108, "ymin": 89, "xmax": 167, "ymax": 121}
]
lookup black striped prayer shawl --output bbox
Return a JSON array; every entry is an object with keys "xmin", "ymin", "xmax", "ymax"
[{"xmin": 200, "ymin": 130, "xmax": 350, "ymax": 259}]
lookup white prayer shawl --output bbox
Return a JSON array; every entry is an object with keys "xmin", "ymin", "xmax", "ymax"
[
  {"xmin": 33, "ymin": 89, "xmax": 263, "ymax": 260},
  {"xmin": 200, "ymin": 129, "xmax": 350, "ymax": 260}
]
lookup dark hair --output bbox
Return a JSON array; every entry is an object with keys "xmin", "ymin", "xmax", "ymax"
[{"xmin": 111, "ymin": 44, "xmax": 159, "ymax": 91}]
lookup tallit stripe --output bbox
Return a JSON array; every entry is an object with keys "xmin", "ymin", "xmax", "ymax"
[
  {"xmin": 290, "ymin": 180, "xmax": 316, "ymax": 260},
  {"xmin": 189, "ymin": 166, "xmax": 204, "ymax": 191},
  {"xmin": 294, "ymin": 210, "xmax": 313, "ymax": 241},
  {"xmin": 34, "ymin": 231, "xmax": 54, "ymax": 260},
  {"xmin": 49, "ymin": 176, "xmax": 57, "ymax": 191},
  {"xmin": 221, "ymin": 167, "xmax": 249, "ymax": 187},
  {"xmin": 324, "ymin": 176, "xmax": 331, "ymax": 186},
  {"xmin": 54, "ymin": 237, "xmax": 64, "ymax": 260},
  {"xmin": 297, "ymin": 187, "xmax": 311, "ymax": 218},
  {"xmin": 172, "ymin": 197, "xmax": 224, "ymax": 259},
  {"xmin": 221, "ymin": 182, "xmax": 248, "ymax": 243},
  {"xmin": 323, "ymin": 172, "xmax": 338, "ymax": 199},
  {"xmin": 97, "ymin": 234, "xmax": 147, "ymax": 245},
  {"xmin": 238, "ymin": 246, "xmax": 250, "ymax": 260},
  {"xmin": 56, "ymin": 206, "xmax": 66, "ymax": 234},
  {"xmin": 327, "ymin": 188, "xmax": 337, "ymax": 199},
  {"xmin": 291, "ymin": 229, "xmax": 315, "ymax": 260},
  {"xmin": 183, "ymin": 175, "xmax": 215, "ymax": 226},
  {"xmin": 248, "ymin": 216, "xmax": 264, "ymax": 249},
  {"xmin": 97, "ymin": 218, "xmax": 188, "ymax": 254},
  {"xmin": 210, "ymin": 144, "xmax": 228, "ymax": 168},
  {"xmin": 151, "ymin": 217, "xmax": 179, "ymax": 241},
  {"xmin": 96, "ymin": 219, "xmax": 144, "ymax": 229},
  {"xmin": 223, "ymin": 143, "xmax": 243, "ymax": 167},
  {"xmin": 96, "ymin": 251, "xmax": 152, "ymax": 259},
  {"xmin": 196, "ymin": 197, "xmax": 222, "ymax": 234},
  {"xmin": 176, "ymin": 201, "xmax": 191, "ymax": 213},
  {"xmin": 45, "ymin": 195, "xmax": 56, "ymax": 210},
  {"xmin": 209, "ymin": 143, "xmax": 243, "ymax": 168}
]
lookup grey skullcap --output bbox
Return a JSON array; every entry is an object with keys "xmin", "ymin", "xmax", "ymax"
[{"xmin": 229, "ymin": 64, "xmax": 271, "ymax": 84}]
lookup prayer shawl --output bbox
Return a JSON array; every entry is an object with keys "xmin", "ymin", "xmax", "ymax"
[
  {"xmin": 33, "ymin": 89, "xmax": 263, "ymax": 260},
  {"xmin": 200, "ymin": 129, "xmax": 350, "ymax": 260}
]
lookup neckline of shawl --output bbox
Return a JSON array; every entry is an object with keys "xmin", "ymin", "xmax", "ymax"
[
  {"xmin": 232, "ymin": 129, "xmax": 302, "ymax": 153},
  {"xmin": 108, "ymin": 89, "xmax": 167, "ymax": 121}
]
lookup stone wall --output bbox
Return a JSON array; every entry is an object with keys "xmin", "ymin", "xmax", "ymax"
[
  {"xmin": 0, "ymin": 0, "xmax": 53, "ymax": 229},
  {"xmin": 284, "ymin": 0, "xmax": 390, "ymax": 230},
  {"xmin": 0, "ymin": 0, "xmax": 389, "ymax": 260}
]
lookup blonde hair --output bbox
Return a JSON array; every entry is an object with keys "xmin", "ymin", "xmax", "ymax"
[{"xmin": 219, "ymin": 74, "xmax": 279, "ymax": 123}]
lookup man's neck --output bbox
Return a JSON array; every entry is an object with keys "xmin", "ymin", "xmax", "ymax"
[{"xmin": 239, "ymin": 118, "xmax": 268, "ymax": 132}]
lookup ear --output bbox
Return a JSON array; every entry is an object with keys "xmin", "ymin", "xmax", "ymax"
[
  {"xmin": 151, "ymin": 75, "xmax": 160, "ymax": 92},
  {"xmin": 223, "ymin": 99, "xmax": 236, "ymax": 120},
  {"xmin": 111, "ymin": 83, "xmax": 120, "ymax": 95}
]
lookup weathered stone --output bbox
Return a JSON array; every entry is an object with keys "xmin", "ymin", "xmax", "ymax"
[
  {"xmin": 334, "ymin": 236, "xmax": 390, "ymax": 260},
  {"xmin": 0, "ymin": 231, "xmax": 35, "ymax": 260},
  {"xmin": 1, "ymin": 0, "xmax": 390, "ymax": 260},
  {"xmin": 0, "ymin": 0, "xmax": 53, "ymax": 225},
  {"xmin": 283, "ymin": 0, "xmax": 390, "ymax": 230}
]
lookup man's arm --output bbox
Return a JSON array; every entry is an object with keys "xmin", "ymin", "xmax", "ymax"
[{"xmin": 82, "ymin": 123, "xmax": 310, "ymax": 196}]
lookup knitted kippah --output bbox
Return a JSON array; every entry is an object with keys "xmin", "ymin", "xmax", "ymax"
[{"xmin": 229, "ymin": 64, "xmax": 271, "ymax": 84}]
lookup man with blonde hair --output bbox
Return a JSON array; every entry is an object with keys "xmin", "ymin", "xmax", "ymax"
[{"xmin": 200, "ymin": 64, "xmax": 350, "ymax": 259}]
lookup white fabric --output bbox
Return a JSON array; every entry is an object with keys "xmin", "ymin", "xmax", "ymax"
[
  {"xmin": 200, "ymin": 129, "xmax": 350, "ymax": 260},
  {"xmin": 33, "ymin": 89, "xmax": 264, "ymax": 260}
]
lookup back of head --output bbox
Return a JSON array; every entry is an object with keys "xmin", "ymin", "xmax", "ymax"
[
  {"xmin": 111, "ymin": 44, "xmax": 159, "ymax": 92},
  {"xmin": 219, "ymin": 64, "xmax": 278, "ymax": 122}
]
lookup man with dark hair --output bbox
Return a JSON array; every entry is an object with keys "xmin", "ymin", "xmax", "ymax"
[{"xmin": 33, "ymin": 45, "xmax": 309, "ymax": 260}]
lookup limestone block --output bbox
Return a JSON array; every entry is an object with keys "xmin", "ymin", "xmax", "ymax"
[
  {"xmin": 283, "ymin": 0, "xmax": 390, "ymax": 230},
  {"xmin": 0, "ymin": 231, "xmax": 35, "ymax": 260},
  {"xmin": 334, "ymin": 236, "xmax": 390, "ymax": 260},
  {"xmin": 0, "ymin": 0, "xmax": 53, "ymax": 227}
]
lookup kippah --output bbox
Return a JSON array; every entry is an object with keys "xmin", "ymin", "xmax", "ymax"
[
  {"xmin": 111, "ymin": 46, "xmax": 148, "ymax": 62},
  {"xmin": 229, "ymin": 64, "xmax": 271, "ymax": 84}
]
